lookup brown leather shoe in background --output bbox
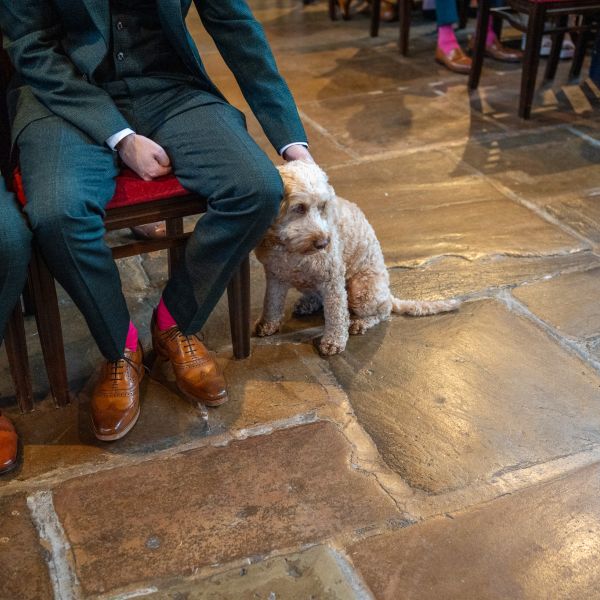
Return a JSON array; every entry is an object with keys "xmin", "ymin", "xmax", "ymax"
[
  {"xmin": 468, "ymin": 37, "xmax": 523, "ymax": 63},
  {"xmin": 91, "ymin": 344, "xmax": 144, "ymax": 441},
  {"xmin": 151, "ymin": 314, "xmax": 228, "ymax": 407},
  {"xmin": 435, "ymin": 46, "xmax": 472, "ymax": 74},
  {"xmin": 0, "ymin": 411, "xmax": 18, "ymax": 475}
]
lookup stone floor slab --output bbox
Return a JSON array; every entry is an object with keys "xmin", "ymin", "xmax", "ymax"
[
  {"xmin": 513, "ymin": 266, "xmax": 600, "ymax": 340},
  {"xmin": 299, "ymin": 84, "xmax": 503, "ymax": 158},
  {"xmin": 347, "ymin": 193, "xmax": 585, "ymax": 267},
  {"xmin": 390, "ymin": 251, "xmax": 600, "ymax": 300},
  {"xmin": 348, "ymin": 462, "xmax": 600, "ymax": 600},
  {"xmin": 0, "ymin": 344, "xmax": 335, "ymax": 486},
  {"xmin": 140, "ymin": 545, "xmax": 360, "ymax": 599},
  {"xmin": 327, "ymin": 300, "xmax": 600, "ymax": 494},
  {"xmin": 0, "ymin": 495, "xmax": 53, "ymax": 600},
  {"xmin": 52, "ymin": 422, "xmax": 398, "ymax": 596},
  {"xmin": 452, "ymin": 128, "xmax": 600, "ymax": 202}
]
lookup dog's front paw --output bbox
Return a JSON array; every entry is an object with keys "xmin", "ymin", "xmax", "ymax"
[
  {"xmin": 253, "ymin": 320, "xmax": 281, "ymax": 337},
  {"xmin": 318, "ymin": 337, "xmax": 346, "ymax": 356}
]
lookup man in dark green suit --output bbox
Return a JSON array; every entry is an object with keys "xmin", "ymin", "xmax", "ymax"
[{"xmin": 0, "ymin": 0, "xmax": 312, "ymax": 441}]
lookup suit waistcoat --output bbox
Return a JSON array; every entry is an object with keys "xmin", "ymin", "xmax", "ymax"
[{"xmin": 94, "ymin": 0, "xmax": 190, "ymax": 83}]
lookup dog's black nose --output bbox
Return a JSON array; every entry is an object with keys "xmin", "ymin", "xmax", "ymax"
[{"xmin": 314, "ymin": 237, "xmax": 330, "ymax": 250}]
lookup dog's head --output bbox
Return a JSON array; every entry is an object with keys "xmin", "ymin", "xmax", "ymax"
[{"xmin": 270, "ymin": 161, "xmax": 336, "ymax": 255}]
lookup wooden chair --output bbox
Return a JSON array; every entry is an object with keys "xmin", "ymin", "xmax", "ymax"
[
  {"xmin": 1, "ymin": 37, "xmax": 251, "ymax": 413},
  {"xmin": 469, "ymin": 0, "xmax": 600, "ymax": 118}
]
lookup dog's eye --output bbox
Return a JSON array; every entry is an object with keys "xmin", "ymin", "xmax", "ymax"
[{"xmin": 293, "ymin": 204, "xmax": 307, "ymax": 215}]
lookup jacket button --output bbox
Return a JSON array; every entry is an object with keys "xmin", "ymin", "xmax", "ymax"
[
  {"xmin": 116, "ymin": 21, "xmax": 124, "ymax": 31},
  {"xmin": 82, "ymin": 74, "xmax": 88, "ymax": 82},
  {"xmin": 117, "ymin": 52, "xmax": 125, "ymax": 61}
]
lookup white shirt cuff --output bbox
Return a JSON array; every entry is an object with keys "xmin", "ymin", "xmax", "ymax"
[
  {"xmin": 106, "ymin": 128, "xmax": 135, "ymax": 151},
  {"xmin": 279, "ymin": 142, "xmax": 308, "ymax": 157}
]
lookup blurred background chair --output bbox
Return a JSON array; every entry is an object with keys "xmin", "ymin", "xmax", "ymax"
[{"xmin": 469, "ymin": 0, "xmax": 600, "ymax": 117}]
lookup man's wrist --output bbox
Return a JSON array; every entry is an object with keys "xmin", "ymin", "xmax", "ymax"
[
  {"xmin": 282, "ymin": 143, "xmax": 313, "ymax": 162},
  {"xmin": 107, "ymin": 128, "xmax": 136, "ymax": 152},
  {"xmin": 280, "ymin": 142, "xmax": 308, "ymax": 157}
]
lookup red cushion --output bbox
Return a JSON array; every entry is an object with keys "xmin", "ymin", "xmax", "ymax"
[{"xmin": 13, "ymin": 167, "xmax": 190, "ymax": 209}]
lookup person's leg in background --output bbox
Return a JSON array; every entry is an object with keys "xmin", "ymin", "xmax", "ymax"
[
  {"xmin": 0, "ymin": 178, "xmax": 32, "ymax": 474},
  {"xmin": 18, "ymin": 115, "xmax": 144, "ymax": 442},
  {"xmin": 435, "ymin": 0, "xmax": 473, "ymax": 73},
  {"xmin": 435, "ymin": 0, "xmax": 522, "ymax": 73}
]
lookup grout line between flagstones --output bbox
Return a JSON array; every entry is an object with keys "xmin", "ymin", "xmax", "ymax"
[{"xmin": 27, "ymin": 490, "xmax": 82, "ymax": 600}]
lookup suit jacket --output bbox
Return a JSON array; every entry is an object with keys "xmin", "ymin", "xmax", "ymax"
[{"xmin": 0, "ymin": 0, "xmax": 307, "ymax": 151}]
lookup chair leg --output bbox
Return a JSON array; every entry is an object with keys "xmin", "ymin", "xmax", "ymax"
[
  {"xmin": 29, "ymin": 248, "xmax": 70, "ymax": 407},
  {"xmin": 5, "ymin": 303, "xmax": 34, "ymax": 413},
  {"xmin": 328, "ymin": 0, "xmax": 338, "ymax": 21},
  {"xmin": 457, "ymin": 0, "xmax": 468, "ymax": 30},
  {"xmin": 166, "ymin": 217, "xmax": 185, "ymax": 278},
  {"xmin": 468, "ymin": 0, "xmax": 491, "ymax": 90},
  {"xmin": 570, "ymin": 25, "xmax": 590, "ymax": 79},
  {"xmin": 545, "ymin": 15, "xmax": 567, "ymax": 81},
  {"xmin": 399, "ymin": 0, "xmax": 411, "ymax": 56},
  {"xmin": 22, "ymin": 280, "xmax": 35, "ymax": 316},
  {"xmin": 227, "ymin": 255, "xmax": 251, "ymax": 360},
  {"xmin": 371, "ymin": 0, "xmax": 381, "ymax": 36},
  {"xmin": 520, "ymin": 3, "xmax": 546, "ymax": 119}
]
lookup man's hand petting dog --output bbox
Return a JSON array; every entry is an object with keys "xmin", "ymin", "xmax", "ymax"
[
  {"xmin": 117, "ymin": 133, "xmax": 172, "ymax": 181},
  {"xmin": 283, "ymin": 144, "xmax": 314, "ymax": 163}
]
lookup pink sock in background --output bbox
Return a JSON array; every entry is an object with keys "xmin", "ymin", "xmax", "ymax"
[
  {"xmin": 438, "ymin": 25, "xmax": 460, "ymax": 54},
  {"xmin": 156, "ymin": 297, "xmax": 178, "ymax": 331},
  {"xmin": 486, "ymin": 20, "xmax": 497, "ymax": 47},
  {"xmin": 125, "ymin": 321, "xmax": 139, "ymax": 352}
]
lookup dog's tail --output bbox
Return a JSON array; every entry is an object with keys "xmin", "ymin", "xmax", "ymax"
[{"xmin": 391, "ymin": 296, "xmax": 461, "ymax": 316}]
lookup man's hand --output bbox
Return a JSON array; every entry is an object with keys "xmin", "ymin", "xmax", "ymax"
[
  {"xmin": 117, "ymin": 134, "xmax": 172, "ymax": 181},
  {"xmin": 282, "ymin": 144, "xmax": 314, "ymax": 163}
]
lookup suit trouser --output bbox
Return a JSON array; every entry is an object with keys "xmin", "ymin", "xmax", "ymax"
[
  {"xmin": 17, "ymin": 81, "xmax": 283, "ymax": 361},
  {"xmin": 0, "ymin": 178, "xmax": 32, "ymax": 341}
]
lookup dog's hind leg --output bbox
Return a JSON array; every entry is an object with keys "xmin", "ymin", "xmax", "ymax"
[
  {"xmin": 347, "ymin": 271, "xmax": 392, "ymax": 335},
  {"xmin": 254, "ymin": 276, "xmax": 290, "ymax": 337},
  {"xmin": 293, "ymin": 292, "xmax": 323, "ymax": 316}
]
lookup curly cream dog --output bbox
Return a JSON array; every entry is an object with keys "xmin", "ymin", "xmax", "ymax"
[{"xmin": 254, "ymin": 161, "xmax": 460, "ymax": 355}]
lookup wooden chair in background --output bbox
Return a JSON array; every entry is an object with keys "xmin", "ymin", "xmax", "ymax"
[{"xmin": 469, "ymin": 0, "xmax": 600, "ymax": 117}]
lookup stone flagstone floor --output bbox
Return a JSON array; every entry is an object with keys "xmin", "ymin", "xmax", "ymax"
[{"xmin": 2, "ymin": 1, "xmax": 600, "ymax": 598}]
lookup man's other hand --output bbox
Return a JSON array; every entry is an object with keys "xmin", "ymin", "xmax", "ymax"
[
  {"xmin": 282, "ymin": 144, "xmax": 314, "ymax": 163},
  {"xmin": 117, "ymin": 134, "xmax": 172, "ymax": 181}
]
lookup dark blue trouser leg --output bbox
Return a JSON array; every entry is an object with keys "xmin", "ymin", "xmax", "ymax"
[
  {"xmin": 17, "ymin": 116, "xmax": 127, "ymax": 361},
  {"xmin": 0, "ymin": 179, "xmax": 32, "ymax": 341},
  {"xmin": 151, "ymin": 102, "xmax": 282, "ymax": 335}
]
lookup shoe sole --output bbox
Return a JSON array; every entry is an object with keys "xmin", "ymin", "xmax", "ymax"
[
  {"xmin": 435, "ymin": 56, "xmax": 471, "ymax": 74},
  {"xmin": 178, "ymin": 383, "xmax": 229, "ymax": 408},
  {"xmin": 93, "ymin": 406, "xmax": 141, "ymax": 442},
  {"xmin": 152, "ymin": 343, "xmax": 229, "ymax": 408}
]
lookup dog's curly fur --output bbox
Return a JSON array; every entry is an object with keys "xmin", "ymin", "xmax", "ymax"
[{"xmin": 254, "ymin": 161, "xmax": 460, "ymax": 355}]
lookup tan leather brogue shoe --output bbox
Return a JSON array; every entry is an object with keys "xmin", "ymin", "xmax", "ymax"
[
  {"xmin": 91, "ymin": 344, "xmax": 144, "ymax": 442},
  {"xmin": 151, "ymin": 314, "xmax": 228, "ymax": 407},
  {"xmin": 0, "ymin": 411, "xmax": 18, "ymax": 475},
  {"xmin": 468, "ymin": 37, "xmax": 523, "ymax": 63},
  {"xmin": 435, "ymin": 46, "xmax": 472, "ymax": 74}
]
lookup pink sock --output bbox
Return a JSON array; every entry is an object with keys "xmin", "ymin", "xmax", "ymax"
[
  {"xmin": 125, "ymin": 321, "xmax": 138, "ymax": 352},
  {"xmin": 438, "ymin": 25, "xmax": 459, "ymax": 54},
  {"xmin": 156, "ymin": 297, "xmax": 178, "ymax": 331},
  {"xmin": 486, "ymin": 21, "xmax": 497, "ymax": 47}
]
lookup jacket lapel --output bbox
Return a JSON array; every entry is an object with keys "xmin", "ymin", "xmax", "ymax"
[{"xmin": 80, "ymin": 0, "xmax": 110, "ymax": 45}]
